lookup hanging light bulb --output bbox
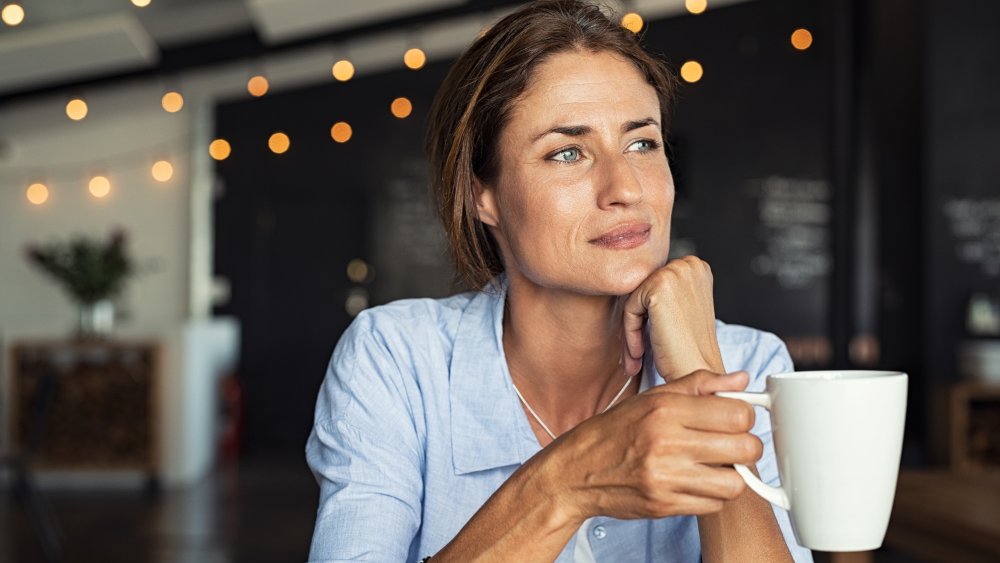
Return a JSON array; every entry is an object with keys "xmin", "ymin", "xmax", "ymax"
[
  {"xmin": 791, "ymin": 28, "xmax": 814, "ymax": 51},
  {"xmin": 152, "ymin": 160, "xmax": 174, "ymax": 182},
  {"xmin": 332, "ymin": 60, "xmax": 355, "ymax": 82},
  {"xmin": 26, "ymin": 182, "xmax": 49, "ymax": 205},
  {"xmin": 403, "ymin": 48, "xmax": 426, "ymax": 70},
  {"xmin": 209, "ymin": 139, "xmax": 232, "ymax": 161},
  {"xmin": 89, "ymin": 175, "xmax": 111, "ymax": 198},
  {"xmin": 685, "ymin": 0, "xmax": 708, "ymax": 15},
  {"xmin": 2, "ymin": 3, "xmax": 25, "ymax": 26},
  {"xmin": 131, "ymin": 0, "xmax": 152, "ymax": 6},
  {"xmin": 391, "ymin": 97, "xmax": 413, "ymax": 119},
  {"xmin": 247, "ymin": 75, "xmax": 269, "ymax": 97},
  {"xmin": 330, "ymin": 122, "xmax": 352, "ymax": 143},
  {"xmin": 161, "ymin": 91, "xmax": 184, "ymax": 113},
  {"xmin": 621, "ymin": 12, "xmax": 643, "ymax": 33},
  {"xmin": 66, "ymin": 98, "xmax": 88, "ymax": 121},
  {"xmin": 680, "ymin": 60, "xmax": 704, "ymax": 83},
  {"xmin": 268, "ymin": 132, "xmax": 290, "ymax": 154}
]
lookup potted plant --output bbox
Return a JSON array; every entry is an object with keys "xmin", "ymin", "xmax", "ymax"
[{"xmin": 25, "ymin": 228, "xmax": 139, "ymax": 338}]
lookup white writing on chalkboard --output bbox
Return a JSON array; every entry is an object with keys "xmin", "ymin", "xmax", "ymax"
[
  {"xmin": 749, "ymin": 176, "xmax": 832, "ymax": 289},
  {"xmin": 944, "ymin": 198, "xmax": 1000, "ymax": 277}
]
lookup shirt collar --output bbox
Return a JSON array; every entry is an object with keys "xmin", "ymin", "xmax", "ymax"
[{"xmin": 449, "ymin": 274, "xmax": 537, "ymax": 475}]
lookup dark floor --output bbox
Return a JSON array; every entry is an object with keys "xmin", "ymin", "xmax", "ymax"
[
  {"xmin": 1, "ymin": 458, "xmax": 931, "ymax": 563},
  {"xmin": 0, "ymin": 456, "xmax": 317, "ymax": 563}
]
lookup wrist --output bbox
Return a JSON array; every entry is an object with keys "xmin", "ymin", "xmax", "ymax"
[{"xmin": 524, "ymin": 441, "xmax": 590, "ymax": 531}]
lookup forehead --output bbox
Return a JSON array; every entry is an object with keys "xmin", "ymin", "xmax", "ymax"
[{"xmin": 508, "ymin": 49, "xmax": 661, "ymax": 127}]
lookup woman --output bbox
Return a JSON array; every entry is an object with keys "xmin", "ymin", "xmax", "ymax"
[{"xmin": 307, "ymin": 1, "xmax": 812, "ymax": 561}]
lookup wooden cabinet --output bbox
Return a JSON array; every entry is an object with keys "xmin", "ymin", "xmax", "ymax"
[
  {"xmin": 8, "ymin": 340, "xmax": 160, "ymax": 476},
  {"xmin": 950, "ymin": 381, "xmax": 1000, "ymax": 472}
]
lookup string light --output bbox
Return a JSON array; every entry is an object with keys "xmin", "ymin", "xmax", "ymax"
[
  {"xmin": 330, "ymin": 122, "xmax": 352, "ymax": 143},
  {"xmin": 2, "ymin": 3, "xmax": 25, "ymax": 26},
  {"xmin": 152, "ymin": 160, "xmax": 174, "ymax": 182},
  {"xmin": 161, "ymin": 91, "xmax": 184, "ymax": 113},
  {"xmin": 26, "ymin": 183, "xmax": 49, "ymax": 205},
  {"xmin": 247, "ymin": 75, "xmax": 269, "ymax": 97},
  {"xmin": 791, "ymin": 28, "xmax": 814, "ymax": 51},
  {"xmin": 403, "ymin": 48, "xmax": 426, "ymax": 70},
  {"xmin": 332, "ymin": 60, "xmax": 355, "ymax": 82},
  {"xmin": 89, "ymin": 175, "xmax": 111, "ymax": 198},
  {"xmin": 391, "ymin": 97, "xmax": 413, "ymax": 119},
  {"xmin": 621, "ymin": 12, "xmax": 643, "ymax": 33},
  {"xmin": 131, "ymin": 0, "xmax": 152, "ymax": 7},
  {"xmin": 680, "ymin": 60, "xmax": 704, "ymax": 83},
  {"xmin": 268, "ymin": 132, "xmax": 290, "ymax": 154},
  {"xmin": 209, "ymin": 139, "xmax": 232, "ymax": 161},
  {"xmin": 66, "ymin": 98, "xmax": 88, "ymax": 121},
  {"xmin": 685, "ymin": 0, "xmax": 708, "ymax": 15}
]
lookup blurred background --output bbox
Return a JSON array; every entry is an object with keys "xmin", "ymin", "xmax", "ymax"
[{"xmin": 0, "ymin": 0, "xmax": 998, "ymax": 561}]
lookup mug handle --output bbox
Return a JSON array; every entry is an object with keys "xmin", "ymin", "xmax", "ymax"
[{"xmin": 715, "ymin": 391, "xmax": 791, "ymax": 511}]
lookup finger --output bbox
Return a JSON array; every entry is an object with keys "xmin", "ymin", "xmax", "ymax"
[
  {"xmin": 622, "ymin": 285, "xmax": 650, "ymax": 376},
  {"xmin": 681, "ymin": 430, "xmax": 764, "ymax": 465},
  {"xmin": 674, "ymin": 464, "xmax": 748, "ymax": 502},
  {"xmin": 668, "ymin": 395, "xmax": 757, "ymax": 433},
  {"xmin": 662, "ymin": 370, "xmax": 749, "ymax": 396}
]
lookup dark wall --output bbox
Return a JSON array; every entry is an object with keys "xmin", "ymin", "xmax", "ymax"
[
  {"xmin": 213, "ymin": 61, "xmax": 456, "ymax": 453},
  {"xmin": 647, "ymin": 0, "xmax": 833, "ymax": 340},
  {"xmin": 923, "ymin": 0, "xmax": 1000, "ymax": 459}
]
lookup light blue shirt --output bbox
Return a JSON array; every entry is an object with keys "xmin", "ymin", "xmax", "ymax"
[{"xmin": 306, "ymin": 279, "xmax": 813, "ymax": 562}]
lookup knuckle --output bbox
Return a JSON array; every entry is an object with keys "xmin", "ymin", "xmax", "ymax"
[
  {"xmin": 736, "ymin": 435, "xmax": 764, "ymax": 463},
  {"xmin": 724, "ymin": 472, "xmax": 748, "ymax": 499},
  {"xmin": 730, "ymin": 402, "xmax": 755, "ymax": 431}
]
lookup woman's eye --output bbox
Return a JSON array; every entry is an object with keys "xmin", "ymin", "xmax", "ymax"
[
  {"xmin": 550, "ymin": 147, "xmax": 581, "ymax": 162},
  {"xmin": 627, "ymin": 139, "xmax": 660, "ymax": 152}
]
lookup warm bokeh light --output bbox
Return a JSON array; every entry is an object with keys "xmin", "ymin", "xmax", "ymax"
[
  {"xmin": 332, "ymin": 60, "xmax": 355, "ymax": 82},
  {"xmin": 346, "ymin": 259, "xmax": 370, "ymax": 283},
  {"xmin": 2, "ymin": 3, "xmax": 25, "ymax": 26},
  {"xmin": 391, "ymin": 97, "xmax": 413, "ymax": 119},
  {"xmin": 330, "ymin": 122, "xmax": 352, "ymax": 143},
  {"xmin": 66, "ymin": 98, "xmax": 88, "ymax": 121},
  {"xmin": 685, "ymin": 0, "xmax": 708, "ymax": 15},
  {"xmin": 209, "ymin": 139, "xmax": 232, "ymax": 161},
  {"xmin": 621, "ymin": 12, "xmax": 643, "ymax": 33},
  {"xmin": 161, "ymin": 91, "xmax": 184, "ymax": 113},
  {"xmin": 247, "ymin": 75, "xmax": 269, "ymax": 97},
  {"xmin": 403, "ymin": 48, "xmax": 426, "ymax": 70},
  {"xmin": 131, "ymin": 0, "xmax": 151, "ymax": 7},
  {"xmin": 268, "ymin": 132, "xmax": 290, "ymax": 154},
  {"xmin": 89, "ymin": 175, "xmax": 111, "ymax": 198},
  {"xmin": 152, "ymin": 160, "xmax": 174, "ymax": 182},
  {"xmin": 26, "ymin": 183, "xmax": 48, "ymax": 205},
  {"xmin": 791, "ymin": 28, "xmax": 814, "ymax": 51},
  {"xmin": 680, "ymin": 60, "xmax": 704, "ymax": 83}
]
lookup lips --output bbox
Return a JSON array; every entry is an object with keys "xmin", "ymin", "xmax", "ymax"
[{"xmin": 589, "ymin": 223, "xmax": 651, "ymax": 249}]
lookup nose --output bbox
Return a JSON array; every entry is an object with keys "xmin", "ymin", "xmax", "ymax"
[{"xmin": 596, "ymin": 153, "xmax": 643, "ymax": 209}]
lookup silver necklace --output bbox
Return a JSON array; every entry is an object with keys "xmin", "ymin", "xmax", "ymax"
[{"xmin": 511, "ymin": 373, "xmax": 634, "ymax": 440}]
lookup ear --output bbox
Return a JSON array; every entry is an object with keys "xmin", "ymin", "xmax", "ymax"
[{"xmin": 473, "ymin": 175, "xmax": 500, "ymax": 228}]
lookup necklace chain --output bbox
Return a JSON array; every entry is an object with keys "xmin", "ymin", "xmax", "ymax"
[{"xmin": 511, "ymin": 373, "xmax": 634, "ymax": 441}]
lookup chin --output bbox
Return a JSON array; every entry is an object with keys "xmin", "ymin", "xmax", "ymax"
[{"xmin": 585, "ymin": 259, "xmax": 662, "ymax": 297}]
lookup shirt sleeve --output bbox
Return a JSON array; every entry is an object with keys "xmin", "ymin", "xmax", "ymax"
[
  {"xmin": 748, "ymin": 334, "xmax": 815, "ymax": 563},
  {"xmin": 306, "ymin": 314, "xmax": 425, "ymax": 562}
]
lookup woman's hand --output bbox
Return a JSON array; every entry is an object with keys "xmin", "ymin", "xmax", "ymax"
[
  {"xmin": 622, "ymin": 256, "xmax": 724, "ymax": 380},
  {"xmin": 541, "ymin": 370, "xmax": 762, "ymax": 523}
]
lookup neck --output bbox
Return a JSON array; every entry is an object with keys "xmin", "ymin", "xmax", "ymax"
[{"xmin": 501, "ymin": 271, "xmax": 636, "ymax": 437}]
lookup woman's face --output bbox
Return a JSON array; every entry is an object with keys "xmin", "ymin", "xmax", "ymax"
[{"xmin": 476, "ymin": 49, "xmax": 674, "ymax": 296}]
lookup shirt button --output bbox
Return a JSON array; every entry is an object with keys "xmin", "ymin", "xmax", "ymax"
[{"xmin": 592, "ymin": 525, "xmax": 607, "ymax": 539}]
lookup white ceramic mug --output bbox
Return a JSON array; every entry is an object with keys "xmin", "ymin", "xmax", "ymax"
[{"xmin": 717, "ymin": 370, "xmax": 907, "ymax": 552}]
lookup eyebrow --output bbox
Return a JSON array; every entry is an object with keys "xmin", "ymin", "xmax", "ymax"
[{"xmin": 531, "ymin": 117, "xmax": 661, "ymax": 143}]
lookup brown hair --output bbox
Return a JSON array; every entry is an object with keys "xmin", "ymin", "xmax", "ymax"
[{"xmin": 426, "ymin": 0, "xmax": 678, "ymax": 290}]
